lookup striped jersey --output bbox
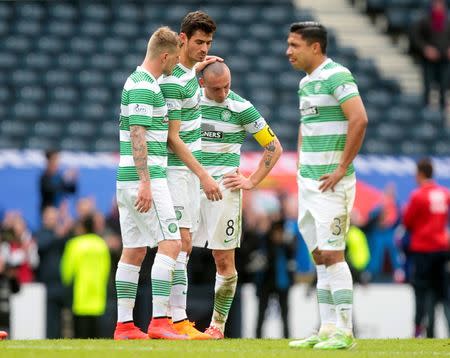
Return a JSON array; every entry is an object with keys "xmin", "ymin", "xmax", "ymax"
[
  {"xmin": 298, "ymin": 58, "xmax": 360, "ymax": 180},
  {"xmin": 117, "ymin": 66, "xmax": 169, "ymax": 189},
  {"xmin": 200, "ymin": 89, "xmax": 267, "ymax": 178},
  {"xmin": 159, "ymin": 64, "xmax": 202, "ymax": 169}
]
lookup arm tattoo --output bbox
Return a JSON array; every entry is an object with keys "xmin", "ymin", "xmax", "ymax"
[
  {"xmin": 130, "ymin": 125, "xmax": 150, "ymax": 182},
  {"xmin": 264, "ymin": 140, "xmax": 276, "ymax": 168}
]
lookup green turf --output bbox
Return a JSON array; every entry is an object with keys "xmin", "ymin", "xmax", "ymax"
[{"xmin": 1, "ymin": 339, "xmax": 449, "ymax": 358}]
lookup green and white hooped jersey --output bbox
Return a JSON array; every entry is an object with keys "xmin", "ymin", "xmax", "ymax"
[
  {"xmin": 117, "ymin": 66, "xmax": 169, "ymax": 189},
  {"xmin": 200, "ymin": 89, "xmax": 267, "ymax": 178},
  {"xmin": 298, "ymin": 58, "xmax": 360, "ymax": 181},
  {"xmin": 159, "ymin": 64, "xmax": 202, "ymax": 169}
]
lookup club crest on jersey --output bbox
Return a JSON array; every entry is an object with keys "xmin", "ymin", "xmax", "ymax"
[
  {"xmin": 314, "ymin": 83, "xmax": 322, "ymax": 93},
  {"xmin": 163, "ymin": 115, "xmax": 169, "ymax": 123},
  {"xmin": 221, "ymin": 109, "xmax": 232, "ymax": 122}
]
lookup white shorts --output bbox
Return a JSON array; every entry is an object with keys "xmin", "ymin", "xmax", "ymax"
[
  {"xmin": 167, "ymin": 169, "xmax": 200, "ymax": 232},
  {"xmin": 297, "ymin": 173, "xmax": 356, "ymax": 252},
  {"xmin": 193, "ymin": 178, "xmax": 242, "ymax": 250},
  {"xmin": 117, "ymin": 179, "xmax": 180, "ymax": 248}
]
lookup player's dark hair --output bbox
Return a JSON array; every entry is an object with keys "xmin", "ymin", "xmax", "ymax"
[
  {"xmin": 180, "ymin": 11, "xmax": 216, "ymax": 39},
  {"xmin": 45, "ymin": 150, "xmax": 59, "ymax": 161},
  {"xmin": 417, "ymin": 158, "xmax": 433, "ymax": 179},
  {"xmin": 290, "ymin": 21, "xmax": 327, "ymax": 54}
]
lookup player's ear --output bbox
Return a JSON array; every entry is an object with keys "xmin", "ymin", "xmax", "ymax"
[
  {"xmin": 179, "ymin": 32, "xmax": 187, "ymax": 45},
  {"xmin": 198, "ymin": 77, "xmax": 205, "ymax": 87}
]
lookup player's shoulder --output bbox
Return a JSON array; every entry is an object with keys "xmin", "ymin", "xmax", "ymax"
[
  {"xmin": 321, "ymin": 60, "xmax": 353, "ymax": 79},
  {"xmin": 125, "ymin": 73, "xmax": 160, "ymax": 94},
  {"xmin": 226, "ymin": 90, "xmax": 253, "ymax": 112}
]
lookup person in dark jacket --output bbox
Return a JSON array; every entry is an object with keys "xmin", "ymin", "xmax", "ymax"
[
  {"xmin": 39, "ymin": 150, "xmax": 77, "ymax": 214},
  {"xmin": 411, "ymin": 0, "xmax": 450, "ymax": 110},
  {"xmin": 35, "ymin": 206, "xmax": 72, "ymax": 338},
  {"xmin": 255, "ymin": 220, "xmax": 296, "ymax": 338}
]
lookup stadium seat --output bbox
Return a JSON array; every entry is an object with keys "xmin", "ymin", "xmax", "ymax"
[
  {"xmin": 60, "ymin": 138, "xmax": 89, "ymax": 152},
  {"xmin": 0, "ymin": 120, "xmax": 28, "ymax": 138},
  {"xmin": 33, "ymin": 121, "xmax": 65, "ymax": 139},
  {"xmin": 25, "ymin": 137, "xmax": 57, "ymax": 151},
  {"xmin": 93, "ymin": 139, "xmax": 118, "ymax": 153}
]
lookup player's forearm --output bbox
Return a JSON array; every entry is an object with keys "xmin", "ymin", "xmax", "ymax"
[
  {"xmin": 249, "ymin": 139, "xmax": 283, "ymax": 187},
  {"xmin": 130, "ymin": 125, "xmax": 150, "ymax": 183},
  {"xmin": 167, "ymin": 135, "xmax": 207, "ymax": 178},
  {"xmin": 339, "ymin": 114, "xmax": 367, "ymax": 170}
]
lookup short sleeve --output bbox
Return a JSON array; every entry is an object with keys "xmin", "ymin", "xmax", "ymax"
[
  {"xmin": 328, "ymin": 71, "xmax": 360, "ymax": 104},
  {"xmin": 128, "ymin": 87, "xmax": 155, "ymax": 127},
  {"xmin": 160, "ymin": 82, "xmax": 183, "ymax": 121}
]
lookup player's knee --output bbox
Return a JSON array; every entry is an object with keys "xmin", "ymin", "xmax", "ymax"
[
  {"xmin": 312, "ymin": 249, "xmax": 324, "ymax": 265},
  {"xmin": 212, "ymin": 251, "xmax": 234, "ymax": 274},
  {"xmin": 121, "ymin": 247, "xmax": 147, "ymax": 265},
  {"xmin": 321, "ymin": 250, "xmax": 345, "ymax": 267}
]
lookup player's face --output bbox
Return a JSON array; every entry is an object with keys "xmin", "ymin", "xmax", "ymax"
[
  {"xmin": 286, "ymin": 33, "xmax": 314, "ymax": 71},
  {"xmin": 162, "ymin": 48, "xmax": 180, "ymax": 75},
  {"xmin": 185, "ymin": 30, "xmax": 213, "ymax": 63},
  {"xmin": 203, "ymin": 72, "xmax": 231, "ymax": 103}
]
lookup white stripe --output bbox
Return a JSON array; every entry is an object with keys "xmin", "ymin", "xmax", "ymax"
[
  {"xmin": 301, "ymin": 121, "xmax": 348, "ymax": 136},
  {"xmin": 202, "ymin": 142, "xmax": 241, "ymax": 154},
  {"xmin": 125, "ymin": 80, "xmax": 161, "ymax": 93},
  {"xmin": 180, "ymin": 118, "xmax": 200, "ymax": 132},
  {"xmin": 119, "ymin": 155, "xmax": 167, "ymax": 167},
  {"xmin": 206, "ymin": 166, "xmax": 238, "ymax": 177},
  {"xmin": 202, "ymin": 119, "xmax": 243, "ymax": 132},
  {"xmin": 120, "ymin": 130, "xmax": 168, "ymax": 143},
  {"xmin": 300, "ymin": 94, "xmax": 339, "ymax": 107},
  {"xmin": 300, "ymin": 151, "xmax": 342, "ymax": 165}
]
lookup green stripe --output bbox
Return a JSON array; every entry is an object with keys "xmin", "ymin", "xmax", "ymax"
[
  {"xmin": 327, "ymin": 72, "xmax": 356, "ymax": 92},
  {"xmin": 120, "ymin": 141, "xmax": 167, "ymax": 156},
  {"xmin": 202, "ymin": 152, "xmax": 239, "ymax": 167},
  {"xmin": 302, "ymin": 134, "xmax": 346, "ymax": 152},
  {"xmin": 302, "ymin": 106, "xmax": 347, "ymax": 123},
  {"xmin": 160, "ymin": 83, "xmax": 183, "ymax": 99},
  {"xmin": 168, "ymin": 109, "xmax": 181, "ymax": 120},
  {"xmin": 130, "ymin": 71, "xmax": 154, "ymax": 84},
  {"xmin": 120, "ymin": 116, "xmax": 168, "ymax": 131},
  {"xmin": 179, "ymin": 128, "xmax": 201, "ymax": 144},
  {"xmin": 168, "ymin": 150, "xmax": 202, "ymax": 166},
  {"xmin": 300, "ymin": 163, "xmax": 354, "ymax": 180},
  {"xmin": 117, "ymin": 166, "xmax": 166, "ymax": 181},
  {"xmin": 181, "ymin": 107, "xmax": 201, "ymax": 121},
  {"xmin": 238, "ymin": 106, "xmax": 261, "ymax": 125},
  {"xmin": 317, "ymin": 289, "xmax": 333, "ymax": 304},
  {"xmin": 339, "ymin": 92, "xmax": 359, "ymax": 104}
]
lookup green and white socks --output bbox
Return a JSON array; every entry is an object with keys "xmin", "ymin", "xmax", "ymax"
[
  {"xmin": 326, "ymin": 262, "xmax": 353, "ymax": 335},
  {"xmin": 116, "ymin": 262, "xmax": 140, "ymax": 322},
  {"xmin": 169, "ymin": 251, "xmax": 188, "ymax": 322},
  {"xmin": 316, "ymin": 265, "xmax": 337, "ymax": 336},
  {"xmin": 211, "ymin": 272, "xmax": 238, "ymax": 333},
  {"xmin": 151, "ymin": 253, "xmax": 176, "ymax": 318}
]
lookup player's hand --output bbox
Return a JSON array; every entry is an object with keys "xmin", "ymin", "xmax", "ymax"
[
  {"xmin": 223, "ymin": 172, "xmax": 254, "ymax": 191},
  {"xmin": 135, "ymin": 181, "xmax": 152, "ymax": 213},
  {"xmin": 201, "ymin": 174, "xmax": 222, "ymax": 201},
  {"xmin": 424, "ymin": 45, "xmax": 440, "ymax": 61},
  {"xmin": 318, "ymin": 166, "xmax": 346, "ymax": 192},
  {"xmin": 195, "ymin": 55, "xmax": 224, "ymax": 74}
]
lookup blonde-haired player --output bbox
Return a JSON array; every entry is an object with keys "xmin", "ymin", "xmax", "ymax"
[{"xmin": 114, "ymin": 26, "xmax": 188, "ymax": 340}]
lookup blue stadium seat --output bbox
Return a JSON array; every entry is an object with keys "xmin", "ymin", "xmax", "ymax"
[
  {"xmin": 25, "ymin": 137, "xmax": 57, "ymax": 151},
  {"xmin": 46, "ymin": 103, "xmax": 76, "ymax": 121},
  {"xmin": 37, "ymin": 36, "xmax": 64, "ymax": 54},
  {"xmin": 24, "ymin": 52, "xmax": 52, "ymax": 70},
  {"xmin": 0, "ymin": 137, "xmax": 22, "ymax": 150},
  {"xmin": 46, "ymin": 21, "xmax": 75, "ymax": 37},
  {"xmin": 60, "ymin": 138, "xmax": 89, "ymax": 152},
  {"xmin": 93, "ymin": 139, "xmax": 118, "ymax": 153},
  {"xmin": 400, "ymin": 140, "xmax": 428, "ymax": 155},
  {"xmin": 362, "ymin": 138, "xmax": 396, "ymax": 154},
  {"xmin": 5, "ymin": 35, "xmax": 31, "ymax": 53},
  {"xmin": 66, "ymin": 122, "xmax": 96, "ymax": 137},
  {"xmin": 57, "ymin": 53, "xmax": 84, "ymax": 71},
  {"xmin": 69, "ymin": 36, "xmax": 96, "ymax": 54},
  {"xmin": 16, "ymin": 86, "xmax": 46, "ymax": 104},
  {"xmin": 90, "ymin": 54, "xmax": 118, "ymax": 71},
  {"xmin": 0, "ymin": 120, "xmax": 28, "ymax": 138},
  {"xmin": 82, "ymin": 3, "xmax": 110, "ymax": 21},
  {"xmin": 385, "ymin": 107, "xmax": 415, "ymax": 124},
  {"xmin": 0, "ymin": 53, "xmax": 18, "ymax": 70},
  {"xmin": 33, "ymin": 121, "xmax": 64, "ymax": 139},
  {"xmin": 44, "ymin": 70, "xmax": 73, "ymax": 86},
  {"xmin": 103, "ymin": 37, "xmax": 129, "ymax": 54},
  {"xmin": 13, "ymin": 102, "xmax": 40, "ymax": 121},
  {"xmin": 228, "ymin": 6, "xmax": 257, "ymax": 23},
  {"xmin": 49, "ymin": 86, "xmax": 79, "ymax": 103},
  {"xmin": 100, "ymin": 122, "xmax": 118, "ymax": 137},
  {"xmin": 48, "ymin": 3, "xmax": 78, "ymax": 21}
]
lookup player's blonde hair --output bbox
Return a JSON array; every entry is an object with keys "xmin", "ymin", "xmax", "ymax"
[{"xmin": 147, "ymin": 26, "xmax": 180, "ymax": 59}]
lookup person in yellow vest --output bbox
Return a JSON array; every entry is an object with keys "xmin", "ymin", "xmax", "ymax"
[{"xmin": 61, "ymin": 215, "xmax": 110, "ymax": 338}]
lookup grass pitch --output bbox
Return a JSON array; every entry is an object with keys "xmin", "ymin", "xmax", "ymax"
[{"xmin": 1, "ymin": 338, "xmax": 449, "ymax": 358}]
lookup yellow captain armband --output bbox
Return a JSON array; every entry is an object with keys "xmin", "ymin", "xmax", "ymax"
[{"xmin": 253, "ymin": 125, "xmax": 276, "ymax": 147}]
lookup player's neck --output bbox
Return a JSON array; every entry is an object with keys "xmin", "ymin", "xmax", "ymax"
[
  {"xmin": 306, "ymin": 55, "xmax": 328, "ymax": 75},
  {"xmin": 141, "ymin": 59, "xmax": 162, "ymax": 79},
  {"xmin": 180, "ymin": 54, "xmax": 195, "ymax": 70}
]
